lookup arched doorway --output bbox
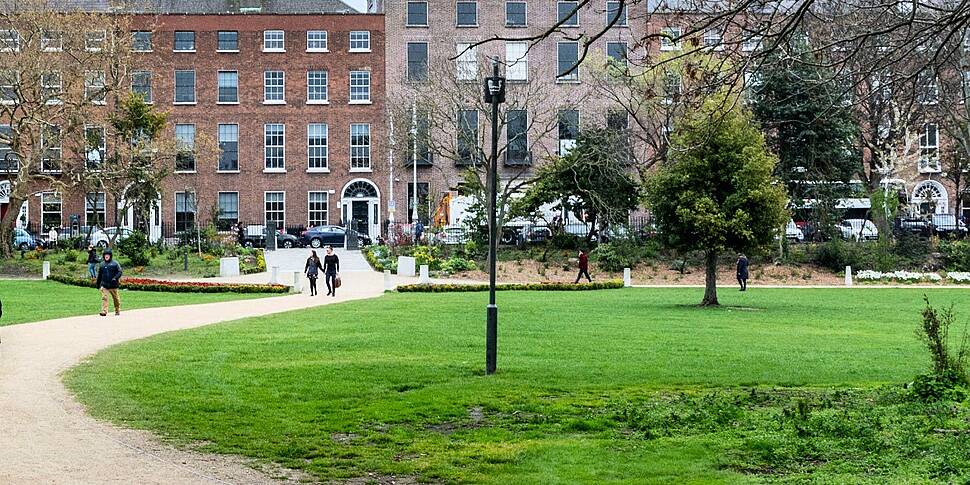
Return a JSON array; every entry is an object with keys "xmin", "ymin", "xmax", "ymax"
[
  {"xmin": 911, "ymin": 180, "xmax": 949, "ymax": 215},
  {"xmin": 341, "ymin": 179, "xmax": 380, "ymax": 239}
]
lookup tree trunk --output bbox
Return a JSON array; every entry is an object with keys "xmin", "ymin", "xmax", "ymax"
[
  {"xmin": 0, "ymin": 196, "xmax": 23, "ymax": 258},
  {"xmin": 701, "ymin": 250, "xmax": 719, "ymax": 306}
]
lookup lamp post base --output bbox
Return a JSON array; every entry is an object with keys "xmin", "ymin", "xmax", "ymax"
[{"xmin": 486, "ymin": 304, "xmax": 497, "ymax": 374}]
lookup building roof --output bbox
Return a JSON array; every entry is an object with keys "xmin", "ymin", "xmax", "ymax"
[{"xmin": 25, "ymin": 0, "xmax": 360, "ymax": 14}]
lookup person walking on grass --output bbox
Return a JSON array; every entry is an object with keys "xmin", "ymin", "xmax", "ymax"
[
  {"xmin": 86, "ymin": 244, "xmax": 98, "ymax": 278},
  {"xmin": 736, "ymin": 253, "xmax": 749, "ymax": 292},
  {"xmin": 96, "ymin": 249, "xmax": 122, "ymax": 316},
  {"xmin": 323, "ymin": 246, "xmax": 340, "ymax": 297},
  {"xmin": 575, "ymin": 249, "xmax": 592, "ymax": 284},
  {"xmin": 305, "ymin": 250, "xmax": 323, "ymax": 296}
]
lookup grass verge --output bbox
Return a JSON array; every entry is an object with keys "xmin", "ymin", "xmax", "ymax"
[{"xmin": 65, "ymin": 288, "xmax": 970, "ymax": 483}]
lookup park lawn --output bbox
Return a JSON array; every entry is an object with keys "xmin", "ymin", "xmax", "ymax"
[
  {"xmin": 65, "ymin": 288, "xmax": 970, "ymax": 483},
  {"xmin": 0, "ymin": 280, "xmax": 276, "ymax": 326}
]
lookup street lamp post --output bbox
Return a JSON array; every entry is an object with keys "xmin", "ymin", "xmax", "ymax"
[{"xmin": 483, "ymin": 58, "xmax": 505, "ymax": 375}]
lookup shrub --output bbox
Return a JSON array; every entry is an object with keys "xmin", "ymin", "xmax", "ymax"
[
  {"xmin": 550, "ymin": 233, "xmax": 582, "ymax": 250},
  {"xmin": 917, "ymin": 297, "xmax": 968, "ymax": 381},
  {"xmin": 115, "ymin": 231, "xmax": 151, "ymax": 267},
  {"xmin": 939, "ymin": 240, "xmax": 970, "ymax": 272},
  {"xmin": 911, "ymin": 370, "xmax": 967, "ymax": 402},
  {"xmin": 62, "ymin": 249, "xmax": 79, "ymax": 263},
  {"xmin": 440, "ymin": 256, "xmax": 477, "ymax": 273},
  {"xmin": 397, "ymin": 280, "xmax": 624, "ymax": 292},
  {"xmin": 812, "ymin": 239, "xmax": 862, "ymax": 272},
  {"xmin": 591, "ymin": 239, "xmax": 657, "ymax": 272},
  {"xmin": 410, "ymin": 245, "xmax": 441, "ymax": 270}
]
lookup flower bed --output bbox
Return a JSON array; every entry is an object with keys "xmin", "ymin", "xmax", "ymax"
[
  {"xmin": 946, "ymin": 272, "xmax": 970, "ymax": 283},
  {"xmin": 49, "ymin": 274, "xmax": 289, "ymax": 294},
  {"xmin": 396, "ymin": 280, "xmax": 625, "ymax": 293},
  {"xmin": 855, "ymin": 270, "xmax": 943, "ymax": 283}
]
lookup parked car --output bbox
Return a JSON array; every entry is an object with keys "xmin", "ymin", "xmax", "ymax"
[
  {"xmin": 89, "ymin": 227, "xmax": 134, "ymax": 248},
  {"xmin": 785, "ymin": 219, "xmax": 805, "ymax": 242},
  {"xmin": 238, "ymin": 225, "xmax": 302, "ymax": 249},
  {"xmin": 301, "ymin": 225, "xmax": 353, "ymax": 248},
  {"xmin": 839, "ymin": 219, "xmax": 879, "ymax": 241},
  {"xmin": 12, "ymin": 228, "xmax": 40, "ymax": 251},
  {"xmin": 521, "ymin": 224, "xmax": 552, "ymax": 243},
  {"xmin": 899, "ymin": 217, "xmax": 930, "ymax": 236},
  {"xmin": 437, "ymin": 225, "xmax": 468, "ymax": 245}
]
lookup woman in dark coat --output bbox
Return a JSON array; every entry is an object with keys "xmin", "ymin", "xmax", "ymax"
[
  {"xmin": 736, "ymin": 253, "xmax": 749, "ymax": 292},
  {"xmin": 323, "ymin": 246, "xmax": 340, "ymax": 297},
  {"xmin": 305, "ymin": 250, "xmax": 323, "ymax": 296}
]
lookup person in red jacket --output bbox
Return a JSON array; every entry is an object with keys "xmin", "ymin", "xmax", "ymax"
[{"xmin": 575, "ymin": 249, "xmax": 592, "ymax": 283}]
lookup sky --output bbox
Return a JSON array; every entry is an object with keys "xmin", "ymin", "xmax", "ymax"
[{"xmin": 344, "ymin": 0, "xmax": 367, "ymax": 12}]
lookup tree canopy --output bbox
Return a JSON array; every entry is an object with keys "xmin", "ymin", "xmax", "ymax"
[{"xmin": 647, "ymin": 92, "xmax": 788, "ymax": 306}]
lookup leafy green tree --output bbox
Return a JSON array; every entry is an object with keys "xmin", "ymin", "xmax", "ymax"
[
  {"xmin": 647, "ymin": 92, "xmax": 788, "ymax": 306},
  {"xmin": 519, "ymin": 127, "xmax": 641, "ymax": 240},
  {"xmin": 750, "ymin": 41, "xmax": 860, "ymax": 235}
]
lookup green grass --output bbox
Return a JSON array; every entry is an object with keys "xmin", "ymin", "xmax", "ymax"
[
  {"xmin": 0, "ymin": 280, "xmax": 276, "ymax": 326},
  {"xmin": 65, "ymin": 288, "xmax": 970, "ymax": 483}
]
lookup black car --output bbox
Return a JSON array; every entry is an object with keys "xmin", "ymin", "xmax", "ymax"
[
  {"xmin": 239, "ymin": 228, "xmax": 301, "ymax": 248},
  {"xmin": 300, "ymin": 225, "xmax": 371, "ymax": 248}
]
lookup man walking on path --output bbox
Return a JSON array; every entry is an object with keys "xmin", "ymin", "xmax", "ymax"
[
  {"xmin": 736, "ymin": 253, "xmax": 749, "ymax": 292},
  {"xmin": 86, "ymin": 245, "xmax": 98, "ymax": 278},
  {"xmin": 575, "ymin": 249, "xmax": 592, "ymax": 283},
  {"xmin": 96, "ymin": 249, "xmax": 122, "ymax": 316},
  {"xmin": 323, "ymin": 246, "xmax": 340, "ymax": 297}
]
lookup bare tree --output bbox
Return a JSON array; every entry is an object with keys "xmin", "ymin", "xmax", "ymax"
[
  {"xmin": 0, "ymin": 1, "xmax": 135, "ymax": 255},
  {"xmin": 387, "ymin": 58, "xmax": 580, "ymax": 232}
]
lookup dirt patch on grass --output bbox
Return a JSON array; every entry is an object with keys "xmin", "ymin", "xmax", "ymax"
[{"xmin": 450, "ymin": 260, "xmax": 843, "ymax": 286}]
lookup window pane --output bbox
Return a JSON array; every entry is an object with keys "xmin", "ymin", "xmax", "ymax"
[
  {"xmin": 131, "ymin": 71, "xmax": 152, "ymax": 103},
  {"xmin": 264, "ymin": 30, "xmax": 284, "ymax": 50},
  {"xmin": 557, "ymin": 1, "xmax": 579, "ymax": 26},
  {"xmin": 175, "ymin": 124, "xmax": 196, "ymax": 171},
  {"xmin": 264, "ymin": 124, "xmax": 285, "ymax": 170},
  {"xmin": 456, "ymin": 43, "xmax": 477, "ymax": 81},
  {"xmin": 219, "ymin": 124, "xmax": 239, "ymax": 171},
  {"xmin": 607, "ymin": 1, "xmax": 627, "ymax": 26},
  {"xmin": 308, "ymin": 123, "xmax": 329, "ymax": 169},
  {"xmin": 175, "ymin": 70, "xmax": 195, "ymax": 103},
  {"xmin": 132, "ymin": 31, "xmax": 152, "ymax": 51},
  {"xmin": 307, "ymin": 30, "xmax": 328, "ymax": 50},
  {"xmin": 557, "ymin": 42, "xmax": 579, "ymax": 80},
  {"xmin": 456, "ymin": 2, "xmax": 478, "ymax": 26},
  {"xmin": 264, "ymin": 71, "xmax": 284, "ymax": 102},
  {"xmin": 458, "ymin": 109, "xmax": 479, "ymax": 164},
  {"xmin": 265, "ymin": 192, "xmax": 285, "ymax": 230},
  {"xmin": 350, "ymin": 71, "xmax": 370, "ymax": 101},
  {"xmin": 174, "ymin": 31, "xmax": 195, "ymax": 51},
  {"xmin": 307, "ymin": 70, "xmax": 328, "ymax": 101},
  {"xmin": 506, "ymin": 2, "xmax": 526, "ymax": 26},
  {"xmin": 308, "ymin": 192, "xmax": 329, "ymax": 226},
  {"xmin": 407, "ymin": 1, "xmax": 428, "ymax": 26},
  {"xmin": 350, "ymin": 31, "xmax": 370, "ymax": 50},
  {"xmin": 506, "ymin": 110, "xmax": 528, "ymax": 163},
  {"xmin": 218, "ymin": 31, "xmax": 238, "ymax": 50},
  {"xmin": 218, "ymin": 192, "xmax": 239, "ymax": 225},
  {"xmin": 506, "ymin": 42, "xmax": 528, "ymax": 81},
  {"xmin": 407, "ymin": 42, "xmax": 428, "ymax": 82},
  {"xmin": 351, "ymin": 123, "xmax": 371, "ymax": 169},
  {"xmin": 218, "ymin": 71, "xmax": 238, "ymax": 103}
]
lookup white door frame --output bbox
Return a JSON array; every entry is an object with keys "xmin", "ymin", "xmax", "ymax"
[{"xmin": 340, "ymin": 178, "xmax": 380, "ymax": 239}]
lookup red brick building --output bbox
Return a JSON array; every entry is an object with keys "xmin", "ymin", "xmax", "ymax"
[{"xmin": 4, "ymin": 1, "xmax": 391, "ymax": 241}]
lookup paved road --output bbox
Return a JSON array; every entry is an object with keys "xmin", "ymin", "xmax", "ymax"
[{"xmin": 0, "ymin": 271, "xmax": 388, "ymax": 484}]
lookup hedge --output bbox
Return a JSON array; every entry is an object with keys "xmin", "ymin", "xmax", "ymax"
[
  {"xmin": 48, "ymin": 274, "xmax": 289, "ymax": 294},
  {"xmin": 396, "ymin": 280, "xmax": 625, "ymax": 293}
]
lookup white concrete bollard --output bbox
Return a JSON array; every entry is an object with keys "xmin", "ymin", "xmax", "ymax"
[
  {"xmin": 397, "ymin": 256, "xmax": 416, "ymax": 277},
  {"xmin": 292, "ymin": 271, "xmax": 303, "ymax": 293},
  {"xmin": 269, "ymin": 265, "xmax": 280, "ymax": 284},
  {"xmin": 845, "ymin": 265, "xmax": 852, "ymax": 287},
  {"xmin": 419, "ymin": 265, "xmax": 430, "ymax": 284},
  {"xmin": 219, "ymin": 257, "xmax": 240, "ymax": 277},
  {"xmin": 384, "ymin": 269, "xmax": 393, "ymax": 291},
  {"xmin": 42, "ymin": 261, "xmax": 50, "ymax": 280},
  {"xmin": 623, "ymin": 268, "xmax": 631, "ymax": 287}
]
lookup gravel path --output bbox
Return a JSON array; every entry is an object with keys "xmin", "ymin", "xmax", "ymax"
[{"xmin": 0, "ymin": 267, "xmax": 388, "ymax": 484}]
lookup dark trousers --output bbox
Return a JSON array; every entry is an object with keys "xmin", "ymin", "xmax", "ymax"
[
  {"xmin": 325, "ymin": 273, "xmax": 337, "ymax": 295},
  {"xmin": 308, "ymin": 277, "xmax": 318, "ymax": 295},
  {"xmin": 738, "ymin": 276, "xmax": 747, "ymax": 291},
  {"xmin": 575, "ymin": 268, "xmax": 591, "ymax": 283}
]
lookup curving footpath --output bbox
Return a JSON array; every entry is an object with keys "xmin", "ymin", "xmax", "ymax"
[{"xmin": 0, "ymin": 267, "xmax": 387, "ymax": 484}]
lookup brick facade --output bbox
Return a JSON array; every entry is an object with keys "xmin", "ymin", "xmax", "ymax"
[{"xmin": 8, "ymin": 10, "xmax": 391, "ymax": 239}]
